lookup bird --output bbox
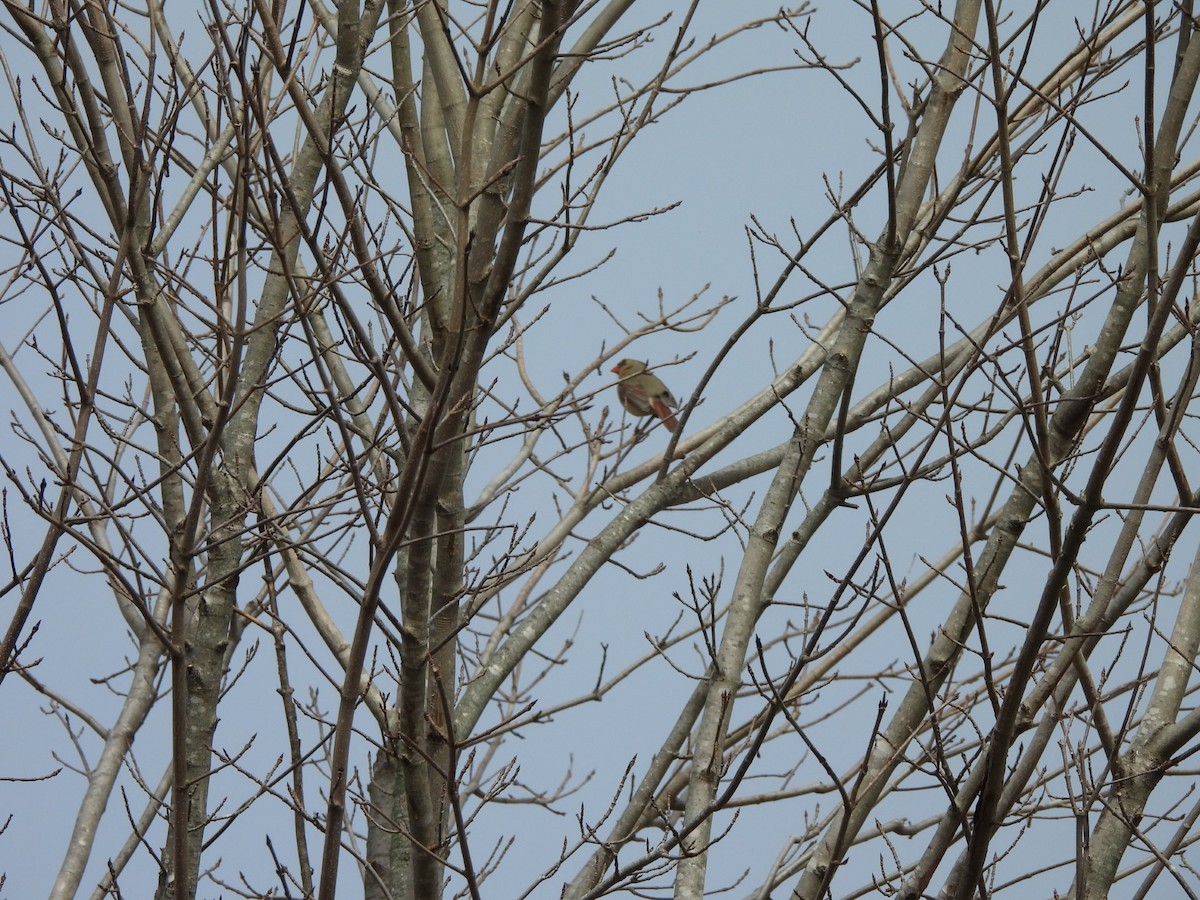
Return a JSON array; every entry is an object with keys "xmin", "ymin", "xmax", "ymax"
[{"xmin": 611, "ymin": 359, "xmax": 680, "ymax": 432}]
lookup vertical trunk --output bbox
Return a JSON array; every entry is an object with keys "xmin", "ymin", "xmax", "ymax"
[
  {"xmin": 154, "ymin": 473, "xmax": 244, "ymax": 900},
  {"xmin": 366, "ymin": 750, "xmax": 414, "ymax": 900}
]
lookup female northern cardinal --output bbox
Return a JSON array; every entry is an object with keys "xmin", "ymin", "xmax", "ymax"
[{"xmin": 611, "ymin": 359, "xmax": 679, "ymax": 432}]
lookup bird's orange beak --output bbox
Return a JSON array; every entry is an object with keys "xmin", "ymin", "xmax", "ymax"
[{"xmin": 610, "ymin": 364, "xmax": 621, "ymax": 374}]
